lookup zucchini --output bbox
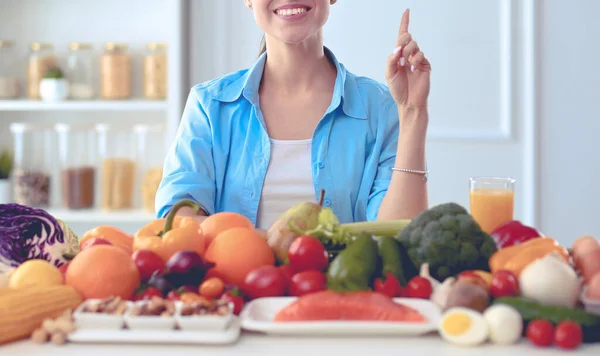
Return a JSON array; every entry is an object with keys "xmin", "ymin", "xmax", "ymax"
[{"xmin": 493, "ymin": 297, "xmax": 600, "ymax": 343}]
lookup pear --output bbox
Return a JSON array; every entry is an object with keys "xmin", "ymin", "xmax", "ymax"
[{"xmin": 267, "ymin": 190, "xmax": 325, "ymax": 263}]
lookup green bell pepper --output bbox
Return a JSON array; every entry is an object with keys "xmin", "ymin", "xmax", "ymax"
[
  {"xmin": 327, "ymin": 235, "xmax": 378, "ymax": 292},
  {"xmin": 376, "ymin": 236, "xmax": 407, "ymax": 286}
]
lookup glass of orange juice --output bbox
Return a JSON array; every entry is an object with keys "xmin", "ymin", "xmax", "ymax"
[{"xmin": 469, "ymin": 177, "xmax": 515, "ymax": 234}]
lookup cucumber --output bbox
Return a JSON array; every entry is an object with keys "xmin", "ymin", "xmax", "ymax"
[{"xmin": 493, "ymin": 297, "xmax": 600, "ymax": 343}]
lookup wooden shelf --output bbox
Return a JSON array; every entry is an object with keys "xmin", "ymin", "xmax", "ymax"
[
  {"xmin": 48, "ymin": 208, "xmax": 156, "ymax": 223},
  {"xmin": 0, "ymin": 99, "xmax": 168, "ymax": 112}
]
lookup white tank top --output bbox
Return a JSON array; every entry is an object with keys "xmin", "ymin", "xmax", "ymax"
[{"xmin": 256, "ymin": 138, "xmax": 315, "ymax": 230}]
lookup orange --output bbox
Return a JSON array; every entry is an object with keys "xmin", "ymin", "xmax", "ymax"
[
  {"xmin": 201, "ymin": 212, "xmax": 254, "ymax": 248},
  {"xmin": 204, "ymin": 227, "xmax": 274, "ymax": 287},
  {"xmin": 80, "ymin": 226, "xmax": 133, "ymax": 254},
  {"xmin": 66, "ymin": 245, "xmax": 140, "ymax": 300}
]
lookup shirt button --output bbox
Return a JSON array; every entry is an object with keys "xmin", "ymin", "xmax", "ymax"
[
  {"xmin": 318, "ymin": 162, "xmax": 325, "ymax": 169},
  {"xmin": 323, "ymin": 198, "xmax": 332, "ymax": 206}
]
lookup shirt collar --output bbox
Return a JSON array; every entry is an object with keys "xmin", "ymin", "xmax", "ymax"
[{"xmin": 213, "ymin": 47, "xmax": 367, "ymax": 120}]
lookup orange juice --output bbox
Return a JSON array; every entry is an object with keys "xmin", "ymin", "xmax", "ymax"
[{"xmin": 470, "ymin": 188, "xmax": 514, "ymax": 234}]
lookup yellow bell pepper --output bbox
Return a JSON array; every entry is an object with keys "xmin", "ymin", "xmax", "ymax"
[
  {"xmin": 489, "ymin": 237, "xmax": 570, "ymax": 277},
  {"xmin": 133, "ymin": 200, "xmax": 206, "ymax": 263}
]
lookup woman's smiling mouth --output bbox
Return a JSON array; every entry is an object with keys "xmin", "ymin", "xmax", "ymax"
[{"xmin": 274, "ymin": 5, "xmax": 312, "ymax": 19}]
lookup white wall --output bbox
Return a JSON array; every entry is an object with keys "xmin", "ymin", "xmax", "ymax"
[{"xmin": 189, "ymin": 0, "xmax": 600, "ymax": 245}]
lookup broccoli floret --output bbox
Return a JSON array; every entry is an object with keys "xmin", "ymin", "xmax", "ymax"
[{"xmin": 395, "ymin": 202, "xmax": 498, "ymax": 281}]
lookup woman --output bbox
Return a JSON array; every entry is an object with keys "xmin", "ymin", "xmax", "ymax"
[{"xmin": 155, "ymin": 0, "xmax": 431, "ymax": 230}]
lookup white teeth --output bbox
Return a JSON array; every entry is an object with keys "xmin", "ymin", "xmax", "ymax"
[{"xmin": 276, "ymin": 7, "xmax": 307, "ymax": 16}]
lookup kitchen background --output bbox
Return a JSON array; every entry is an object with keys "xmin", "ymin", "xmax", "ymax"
[{"xmin": 0, "ymin": 0, "xmax": 598, "ymax": 246}]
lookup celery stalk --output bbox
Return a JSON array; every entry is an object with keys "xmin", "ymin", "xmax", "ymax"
[{"xmin": 339, "ymin": 219, "xmax": 412, "ymax": 237}]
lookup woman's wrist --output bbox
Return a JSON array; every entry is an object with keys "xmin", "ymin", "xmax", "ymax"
[{"xmin": 398, "ymin": 106, "xmax": 428, "ymax": 137}]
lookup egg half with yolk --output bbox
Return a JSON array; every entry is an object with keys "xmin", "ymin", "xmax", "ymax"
[{"xmin": 439, "ymin": 307, "xmax": 489, "ymax": 347}]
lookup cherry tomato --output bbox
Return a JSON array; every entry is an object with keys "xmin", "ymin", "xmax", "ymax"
[
  {"xmin": 132, "ymin": 249, "xmax": 166, "ymax": 282},
  {"xmin": 166, "ymin": 290, "xmax": 182, "ymax": 301},
  {"xmin": 554, "ymin": 321, "xmax": 583, "ymax": 350},
  {"xmin": 221, "ymin": 289, "xmax": 245, "ymax": 315},
  {"xmin": 199, "ymin": 277, "xmax": 225, "ymax": 299},
  {"xmin": 243, "ymin": 265, "xmax": 286, "ymax": 299},
  {"xmin": 289, "ymin": 270, "xmax": 327, "ymax": 297},
  {"xmin": 526, "ymin": 319, "xmax": 554, "ymax": 347},
  {"xmin": 407, "ymin": 276, "xmax": 432, "ymax": 299},
  {"xmin": 288, "ymin": 236, "xmax": 329, "ymax": 272},
  {"xmin": 81, "ymin": 237, "xmax": 112, "ymax": 250},
  {"xmin": 279, "ymin": 264, "xmax": 296, "ymax": 282},
  {"xmin": 490, "ymin": 270, "xmax": 519, "ymax": 298},
  {"xmin": 374, "ymin": 273, "xmax": 402, "ymax": 298},
  {"xmin": 133, "ymin": 286, "xmax": 163, "ymax": 301}
]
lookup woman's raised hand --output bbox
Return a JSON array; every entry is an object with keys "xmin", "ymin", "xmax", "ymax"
[{"xmin": 386, "ymin": 9, "xmax": 431, "ymax": 111}]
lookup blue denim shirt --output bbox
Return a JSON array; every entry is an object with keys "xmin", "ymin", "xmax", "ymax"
[{"xmin": 155, "ymin": 48, "xmax": 400, "ymax": 225}]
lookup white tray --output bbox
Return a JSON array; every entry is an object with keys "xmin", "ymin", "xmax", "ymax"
[
  {"xmin": 240, "ymin": 297, "xmax": 442, "ymax": 336},
  {"xmin": 67, "ymin": 318, "xmax": 241, "ymax": 345}
]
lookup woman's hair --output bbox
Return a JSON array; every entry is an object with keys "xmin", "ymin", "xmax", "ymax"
[{"xmin": 258, "ymin": 35, "xmax": 267, "ymax": 57}]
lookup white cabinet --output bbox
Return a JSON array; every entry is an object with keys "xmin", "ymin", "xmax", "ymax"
[{"xmin": 0, "ymin": 0, "xmax": 189, "ymax": 235}]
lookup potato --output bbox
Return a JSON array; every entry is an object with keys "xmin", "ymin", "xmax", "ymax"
[{"xmin": 444, "ymin": 279, "xmax": 490, "ymax": 313}]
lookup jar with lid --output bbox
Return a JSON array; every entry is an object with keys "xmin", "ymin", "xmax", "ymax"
[
  {"xmin": 143, "ymin": 43, "xmax": 168, "ymax": 100},
  {"xmin": 0, "ymin": 40, "xmax": 19, "ymax": 99},
  {"xmin": 9, "ymin": 123, "xmax": 53, "ymax": 207},
  {"xmin": 95, "ymin": 124, "xmax": 136, "ymax": 210},
  {"xmin": 27, "ymin": 42, "xmax": 56, "ymax": 99},
  {"xmin": 134, "ymin": 124, "xmax": 166, "ymax": 212},
  {"xmin": 55, "ymin": 124, "xmax": 96, "ymax": 210},
  {"xmin": 66, "ymin": 43, "xmax": 95, "ymax": 100},
  {"xmin": 100, "ymin": 43, "xmax": 131, "ymax": 100}
]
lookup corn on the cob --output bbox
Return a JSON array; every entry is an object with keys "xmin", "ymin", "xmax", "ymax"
[{"xmin": 0, "ymin": 285, "xmax": 83, "ymax": 345}]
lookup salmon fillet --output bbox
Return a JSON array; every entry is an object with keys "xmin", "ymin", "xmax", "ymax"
[{"xmin": 274, "ymin": 291, "xmax": 426, "ymax": 323}]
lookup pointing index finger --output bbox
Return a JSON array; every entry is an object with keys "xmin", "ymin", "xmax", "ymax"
[{"xmin": 399, "ymin": 8, "xmax": 410, "ymax": 34}]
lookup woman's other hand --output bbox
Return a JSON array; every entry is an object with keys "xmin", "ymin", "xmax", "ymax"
[{"xmin": 386, "ymin": 9, "xmax": 431, "ymax": 111}]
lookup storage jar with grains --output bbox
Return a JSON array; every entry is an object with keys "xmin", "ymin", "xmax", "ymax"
[
  {"xmin": 95, "ymin": 124, "xmax": 136, "ymax": 210},
  {"xmin": 143, "ymin": 43, "xmax": 168, "ymax": 100},
  {"xmin": 66, "ymin": 43, "xmax": 95, "ymax": 100},
  {"xmin": 55, "ymin": 124, "xmax": 96, "ymax": 210},
  {"xmin": 28, "ymin": 42, "xmax": 56, "ymax": 99},
  {"xmin": 135, "ymin": 124, "xmax": 166, "ymax": 213},
  {"xmin": 0, "ymin": 40, "xmax": 19, "ymax": 99},
  {"xmin": 9, "ymin": 123, "xmax": 53, "ymax": 207},
  {"xmin": 100, "ymin": 43, "xmax": 131, "ymax": 100}
]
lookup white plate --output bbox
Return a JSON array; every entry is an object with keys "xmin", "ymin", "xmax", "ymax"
[
  {"xmin": 240, "ymin": 297, "xmax": 442, "ymax": 336},
  {"xmin": 124, "ymin": 301, "xmax": 177, "ymax": 330},
  {"xmin": 73, "ymin": 299, "xmax": 131, "ymax": 330},
  {"xmin": 68, "ymin": 318, "xmax": 241, "ymax": 345}
]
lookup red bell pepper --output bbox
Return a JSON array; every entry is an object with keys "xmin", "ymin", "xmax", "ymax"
[
  {"xmin": 374, "ymin": 273, "xmax": 402, "ymax": 298},
  {"xmin": 490, "ymin": 220, "xmax": 543, "ymax": 249}
]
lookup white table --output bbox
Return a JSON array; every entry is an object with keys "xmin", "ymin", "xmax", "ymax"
[{"xmin": 2, "ymin": 334, "xmax": 599, "ymax": 356}]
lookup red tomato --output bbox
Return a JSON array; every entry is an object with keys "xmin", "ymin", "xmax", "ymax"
[
  {"xmin": 407, "ymin": 276, "xmax": 432, "ymax": 299},
  {"xmin": 132, "ymin": 249, "xmax": 166, "ymax": 282},
  {"xmin": 279, "ymin": 264, "xmax": 296, "ymax": 282},
  {"xmin": 490, "ymin": 270, "xmax": 519, "ymax": 298},
  {"xmin": 289, "ymin": 270, "xmax": 327, "ymax": 297},
  {"xmin": 134, "ymin": 286, "xmax": 163, "ymax": 301},
  {"xmin": 243, "ymin": 265, "xmax": 286, "ymax": 299},
  {"xmin": 526, "ymin": 319, "xmax": 554, "ymax": 347},
  {"xmin": 554, "ymin": 321, "xmax": 583, "ymax": 350},
  {"xmin": 374, "ymin": 273, "xmax": 402, "ymax": 298},
  {"xmin": 81, "ymin": 237, "xmax": 112, "ymax": 250},
  {"xmin": 221, "ymin": 289, "xmax": 245, "ymax": 315},
  {"xmin": 288, "ymin": 236, "xmax": 329, "ymax": 272}
]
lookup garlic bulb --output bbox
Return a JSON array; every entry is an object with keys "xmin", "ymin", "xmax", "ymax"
[
  {"xmin": 519, "ymin": 253, "xmax": 581, "ymax": 308},
  {"xmin": 420, "ymin": 263, "xmax": 455, "ymax": 308}
]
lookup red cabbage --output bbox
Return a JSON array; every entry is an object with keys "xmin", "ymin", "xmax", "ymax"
[{"xmin": 0, "ymin": 203, "xmax": 73, "ymax": 268}]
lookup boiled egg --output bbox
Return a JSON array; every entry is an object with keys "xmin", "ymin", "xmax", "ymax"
[
  {"xmin": 439, "ymin": 307, "xmax": 489, "ymax": 347},
  {"xmin": 483, "ymin": 304, "xmax": 523, "ymax": 345}
]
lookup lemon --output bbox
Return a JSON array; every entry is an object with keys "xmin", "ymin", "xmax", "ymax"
[{"xmin": 9, "ymin": 259, "xmax": 64, "ymax": 289}]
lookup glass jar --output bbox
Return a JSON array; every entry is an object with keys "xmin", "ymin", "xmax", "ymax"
[
  {"xmin": 9, "ymin": 123, "xmax": 53, "ymax": 207},
  {"xmin": 0, "ymin": 40, "xmax": 19, "ymax": 99},
  {"xmin": 27, "ymin": 42, "xmax": 56, "ymax": 99},
  {"xmin": 66, "ymin": 42, "xmax": 95, "ymax": 100},
  {"xmin": 143, "ymin": 43, "xmax": 168, "ymax": 100},
  {"xmin": 95, "ymin": 124, "xmax": 136, "ymax": 210},
  {"xmin": 55, "ymin": 124, "xmax": 96, "ymax": 210},
  {"xmin": 100, "ymin": 43, "xmax": 131, "ymax": 100},
  {"xmin": 134, "ymin": 124, "xmax": 166, "ymax": 212}
]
